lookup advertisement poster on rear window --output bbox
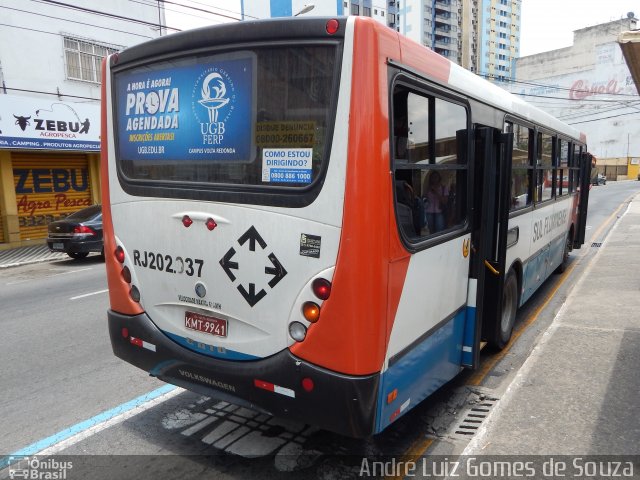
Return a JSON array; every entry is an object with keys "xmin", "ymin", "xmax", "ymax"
[{"xmin": 115, "ymin": 53, "xmax": 256, "ymax": 162}]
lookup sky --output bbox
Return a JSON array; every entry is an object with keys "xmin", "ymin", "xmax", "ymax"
[
  {"xmin": 163, "ymin": 0, "xmax": 639, "ymax": 58},
  {"xmin": 519, "ymin": 0, "xmax": 639, "ymax": 56}
]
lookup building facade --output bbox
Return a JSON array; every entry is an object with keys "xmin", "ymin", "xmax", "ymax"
[
  {"xmin": 509, "ymin": 15, "xmax": 639, "ymax": 180},
  {"xmin": 242, "ymin": 0, "xmax": 392, "ymax": 25},
  {"xmin": 243, "ymin": 0, "xmax": 520, "ymax": 80},
  {"xmin": 0, "ymin": 0, "xmax": 163, "ymax": 248},
  {"xmin": 474, "ymin": 0, "xmax": 521, "ymax": 80}
]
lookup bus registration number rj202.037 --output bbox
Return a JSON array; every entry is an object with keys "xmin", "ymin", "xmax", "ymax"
[{"xmin": 185, "ymin": 311, "xmax": 227, "ymax": 338}]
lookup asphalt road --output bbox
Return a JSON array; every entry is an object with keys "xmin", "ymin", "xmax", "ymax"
[
  {"xmin": 1, "ymin": 180, "xmax": 639, "ymax": 478},
  {"xmin": 0, "ymin": 255, "xmax": 164, "ymax": 455}
]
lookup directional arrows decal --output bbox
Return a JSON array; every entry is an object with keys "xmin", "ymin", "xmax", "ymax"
[
  {"xmin": 237, "ymin": 283, "xmax": 267, "ymax": 307},
  {"xmin": 219, "ymin": 247, "xmax": 238, "ymax": 281},
  {"xmin": 219, "ymin": 226, "xmax": 288, "ymax": 308},
  {"xmin": 238, "ymin": 226, "xmax": 267, "ymax": 252},
  {"xmin": 265, "ymin": 253, "xmax": 287, "ymax": 288}
]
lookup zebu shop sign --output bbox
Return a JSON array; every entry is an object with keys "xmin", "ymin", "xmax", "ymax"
[{"xmin": 0, "ymin": 94, "xmax": 100, "ymax": 151}]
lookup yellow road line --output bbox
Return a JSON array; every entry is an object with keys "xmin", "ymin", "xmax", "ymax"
[{"xmin": 386, "ymin": 438, "xmax": 434, "ymax": 480}]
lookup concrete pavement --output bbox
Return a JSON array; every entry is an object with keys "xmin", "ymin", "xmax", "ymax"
[{"xmin": 463, "ymin": 193, "xmax": 640, "ymax": 455}]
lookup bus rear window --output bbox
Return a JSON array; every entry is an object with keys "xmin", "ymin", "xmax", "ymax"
[{"xmin": 113, "ymin": 45, "xmax": 338, "ymax": 189}]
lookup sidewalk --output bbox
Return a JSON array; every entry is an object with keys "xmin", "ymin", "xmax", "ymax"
[
  {"xmin": 464, "ymin": 194, "xmax": 640, "ymax": 455},
  {"xmin": 0, "ymin": 245, "xmax": 66, "ymax": 269}
]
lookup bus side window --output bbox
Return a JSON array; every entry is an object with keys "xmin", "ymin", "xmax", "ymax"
[
  {"xmin": 392, "ymin": 84, "xmax": 468, "ymax": 242},
  {"xmin": 505, "ymin": 121, "xmax": 533, "ymax": 211}
]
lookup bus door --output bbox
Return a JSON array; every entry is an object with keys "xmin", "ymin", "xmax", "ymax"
[
  {"xmin": 573, "ymin": 151, "xmax": 592, "ymax": 249},
  {"xmin": 466, "ymin": 126, "xmax": 513, "ymax": 366}
]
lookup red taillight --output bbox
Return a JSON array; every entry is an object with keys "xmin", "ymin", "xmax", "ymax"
[
  {"xmin": 121, "ymin": 327, "xmax": 129, "ymax": 339},
  {"xmin": 312, "ymin": 278, "xmax": 331, "ymax": 300},
  {"xmin": 114, "ymin": 246, "xmax": 125, "ymax": 263},
  {"xmin": 205, "ymin": 218, "xmax": 217, "ymax": 231},
  {"xmin": 182, "ymin": 215, "xmax": 193, "ymax": 228},
  {"xmin": 73, "ymin": 225, "xmax": 95, "ymax": 235},
  {"xmin": 326, "ymin": 19, "xmax": 339, "ymax": 34},
  {"xmin": 301, "ymin": 377, "xmax": 314, "ymax": 392}
]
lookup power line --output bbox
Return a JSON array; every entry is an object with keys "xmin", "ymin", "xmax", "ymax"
[
  {"xmin": 481, "ymin": 73, "xmax": 640, "ymax": 99},
  {"xmin": 3, "ymin": 86, "xmax": 99, "ymax": 102},
  {"xmin": 512, "ymin": 92, "xmax": 640, "ymax": 103},
  {"xmin": 28, "ymin": 0, "xmax": 181, "ymax": 32},
  {"xmin": 1, "ymin": 5, "xmax": 155, "ymax": 39},
  {"xmin": 157, "ymin": 0, "xmax": 245, "ymax": 22},
  {"xmin": 567, "ymin": 110, "xmax": 640, "ymax": 125},
  {"xmin": 127, "ymin": 0, "xmax": 242, "ymax": 27}
]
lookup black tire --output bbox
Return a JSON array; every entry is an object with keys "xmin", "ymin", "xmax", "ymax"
[
  {"xmin": 492, "ymin": 269, "xmax": 518, "ymax": 350},
  {"xmin": 68, "ymin": 252, "xmax": 89, "ymax": 259},
  {"xmin": 555, "ymin": 232, "xmax": 572, "ymax": 274}
]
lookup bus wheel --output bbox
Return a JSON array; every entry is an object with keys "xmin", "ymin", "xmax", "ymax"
[
  {"xmin": 555, "ymin": 233, "xmax": 572, "ymax": 274},
  {"xmin": 493, "ymin": 269, "xmax": 518, "ymax": 349}
]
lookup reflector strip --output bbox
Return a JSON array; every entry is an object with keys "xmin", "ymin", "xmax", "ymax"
[
  {"xmin": 254, "ymin": 379, "xmax": 295, "ymax": 398},
  {"xmin": 390, "ymin": 398, "xmax": 411, "ymax": 422},
  {"xmin": 130, "ymin": 336, "xmax": 156, "ymax": 352}
]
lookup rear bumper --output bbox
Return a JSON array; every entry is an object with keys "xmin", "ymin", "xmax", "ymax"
[
  {"xmin": 108, "ymin": 310, "xmax": 380, "ymax": 437},
  {"xmin": 46, "ymin": 238, "xmax": 102, "ymax": 254}
]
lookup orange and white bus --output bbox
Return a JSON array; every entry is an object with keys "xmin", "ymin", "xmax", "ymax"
[{"xmin": 102, "ymin": 17, "xmax": 591, "ymax": 437}]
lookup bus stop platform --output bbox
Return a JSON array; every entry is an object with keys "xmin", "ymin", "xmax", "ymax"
[{"xmin": 462, "ymin": 194, "xmax": 640, "ymax": 456}]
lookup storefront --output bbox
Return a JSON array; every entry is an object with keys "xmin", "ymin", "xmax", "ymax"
[{"xmin": 0, "ymin": 94, "xmax": 101, "ymax": 248}]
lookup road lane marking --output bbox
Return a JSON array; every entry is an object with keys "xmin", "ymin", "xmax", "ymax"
[
  {"xmin": 0, "ymin": 385, "xmax": 182, "ymax": 469},
  {"xmin": 70, "ymin": 289, "xmax": 108, "ymax": 301},
  {"xmin": 6, "ymin": 268, "xmax": 93, "ymax": 285}
]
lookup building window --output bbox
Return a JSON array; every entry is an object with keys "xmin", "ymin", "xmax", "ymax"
[
  {"xmin": 351, "ymin": 4, "xmax": 359, "ymax": 15},
  {"xmin": 64, "ymin": 37, "xmax": 118, "ymax": 83},
  {"xmin": 363, "ymin": 6, "xmax": 371, "ymax": 16}
]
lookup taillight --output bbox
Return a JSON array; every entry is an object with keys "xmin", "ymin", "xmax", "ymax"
[
  {"xmin": 182, "ymin": 215, "xmax": 193, "ymax": 228},
  {"xmin": 73, "ymin": 225, "xmax": 96, "ymax": 236},
  {"xmin": 312, "ymin": 278, "xmax": 331, "ymax": 300},
  {"xmin": 326, "ymin": 19, "xmax": 339, "ymax": 34},
  {"xmin": 205, "ymin": 218, "xmax": 217, "ymax": 231},
  {"xmin": 289, "ymin": 322, "xmax": 307, "ymax": 342},
  {"xmin": 114, "ymin": 246, "xmax": 125, "ymax": 263},
  {"xmin": 301, "ymin": 377, "xmax": 315, "ymax": 392},
  {"xmin": 302, "ymin": 302, "xmax": 320, "ymax": 323},
  {"xmin": 130, "ymin": 285, "xmax": 141, "ymax": 303},
  {"xmin": 121, "ymin": 266, "xmax": 132, "ymax": 283}
]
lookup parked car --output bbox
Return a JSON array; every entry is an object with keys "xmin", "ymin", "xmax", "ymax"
[
  {"xmin": 46, "ymin": 205, "xmax": 103, "ymax": 259},
  {"xmin": 592, "ymin": 173, "xmax": 606, "ymax": 186}
]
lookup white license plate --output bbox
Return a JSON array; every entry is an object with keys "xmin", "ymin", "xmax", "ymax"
[
  {"xmin": 52, "ymin": 242, "xmax": 64, "ymax": 250},
  {"xmin": 185, "ymin": 311, "xmax": 227, "ymax": 337}
]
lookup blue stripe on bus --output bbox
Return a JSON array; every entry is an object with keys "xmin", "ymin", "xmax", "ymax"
[
  {"xmin": 462, "ymin": 306, "xmax": 477, "ymax": 367},
  {"xmin": 161, "ymin": 330, "xmax": 260, "ymax": 361},
  {"xmin": 375, "ymin": 309, "xmax": 467, "ymax": 433},
  {"xmin": 0, "ymin": 384, "xmax": 176, "ymax": 469},
  {"xmin": 521, "ymin": 232, "xmax": 566, "ymax": 305}
]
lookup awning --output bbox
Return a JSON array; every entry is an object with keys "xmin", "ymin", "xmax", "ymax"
[{"xmin": 618, "ymin": 30, "xmax": 640, "ymax": 95}]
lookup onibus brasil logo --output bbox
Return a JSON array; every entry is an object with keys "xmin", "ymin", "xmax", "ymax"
[{"xmin": 193, "ymin": 67, "xmax": 236, "ymax": 147}]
